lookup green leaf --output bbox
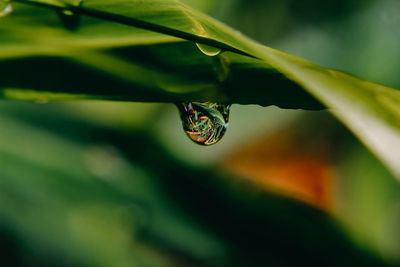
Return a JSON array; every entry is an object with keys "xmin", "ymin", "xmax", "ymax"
[
  {"xmin": 254, "ymin": 47, "xmax": 400, "ymax": 178},
  {"xmin": 2, "ymin": 0, "xmax": 400, "ymax": 178},
  {"xmin": 0, "ymin": 1, "xmax": 320, "ymax": 108}
]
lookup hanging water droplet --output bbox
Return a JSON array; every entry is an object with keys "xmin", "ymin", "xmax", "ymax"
[
  {"xmin": 177, "ymin": 102, "xmax": 231, "ymax": 146},
  {"xmin": 196, "ymin": 43, "xmax": 222, "ymax": 57},
  {"xmin": 57, "ymin": 0, "xmax": 82, "ymax": 30},
  {"xmin": 0, "ymin": 0, "xmax": 12, "ymax": 18}
]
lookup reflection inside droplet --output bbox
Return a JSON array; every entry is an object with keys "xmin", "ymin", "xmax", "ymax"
[
  {"xmin": 177, "ymin": 102, "xmax": 230, "ymax": 146},
  {"xmin": 35, "ymin": 99, "xmax": 49, "ymax": 104},
  {"xmin": 61, "ymin": 9, "xmax": 74, "ymax": 16},
  {"xmin": 0, "ymin": 1, "xmax": 12, "ymax": 18},
  {"xmin": 196, "ymin": 43, "xmax": 222, "ymax": 57}
]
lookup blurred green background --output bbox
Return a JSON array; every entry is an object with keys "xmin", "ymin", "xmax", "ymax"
[{"xmin": 1, "ymin": 0, "xmax": 400, "ymax": 266}]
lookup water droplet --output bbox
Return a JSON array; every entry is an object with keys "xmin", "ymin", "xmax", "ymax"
[
  {"xmin": 57, "ymin": 0, "xmax": 83, "ymax": 30},
  {"xmin": 196, "ymin": 43, "xmax": 222, "ymax": 57},
  {"xmin": 0, "ymin": 1, "xmax": 12, "ymax": 18},
  {"xmin": 177, "ymin": 102, "xmax": 230, "ymax": 146}
]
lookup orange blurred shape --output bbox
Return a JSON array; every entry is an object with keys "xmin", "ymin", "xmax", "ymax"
[{"xmin": 222, "ymin": 131, "xmax": 334, "ymax": 210}]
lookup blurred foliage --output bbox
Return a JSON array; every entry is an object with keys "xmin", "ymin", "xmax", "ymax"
[
  {"xmin": 211, "ymin": 0, "xmax": 400, "ymax": 89},
  {"xmin": 0, "ymin": 102, "xmax": 395, "ymax": 267},
  {"xmin": 213, "ymin": 0, "xmax": 374, "ymax": 42},
  {"xmin": 1, "ymin": 0, "xmax": 400, "ymax": 266}
]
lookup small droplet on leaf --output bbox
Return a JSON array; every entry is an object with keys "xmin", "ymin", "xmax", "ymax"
[
  {"xmin": 0, "ymin": 1, "xmax": 12, "ymax": 18},
  {"xmin": 196, "ymin": 43, "xmax": 222, "ymax": 57},
  {"xmin": 57, "ymin": 0, "xmax": 83, "ymax": 30},
  {"xmin": 177, "ymin": 102, "xmax": 230, "ymax": 146}
]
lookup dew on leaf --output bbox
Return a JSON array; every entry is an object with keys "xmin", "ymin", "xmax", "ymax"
[
  {"xmin": 177, "ymin": 102, "xmax": 230, "ymax": 146},
  {"xmin": 196, "ymin": 43, "xmax": 222, "ymax": 57},
  {"xmin": 0, "ymin": 0, "xmax": 12, "ymax": 18},
  {"xmin": 57, "ymin": 0, "xmax": 83, "ymax": 30}
]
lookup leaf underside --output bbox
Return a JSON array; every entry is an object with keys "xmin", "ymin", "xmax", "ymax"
[{"xmin": 2, "ymin": 0, "xmax": 400, "ymax": 178}]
